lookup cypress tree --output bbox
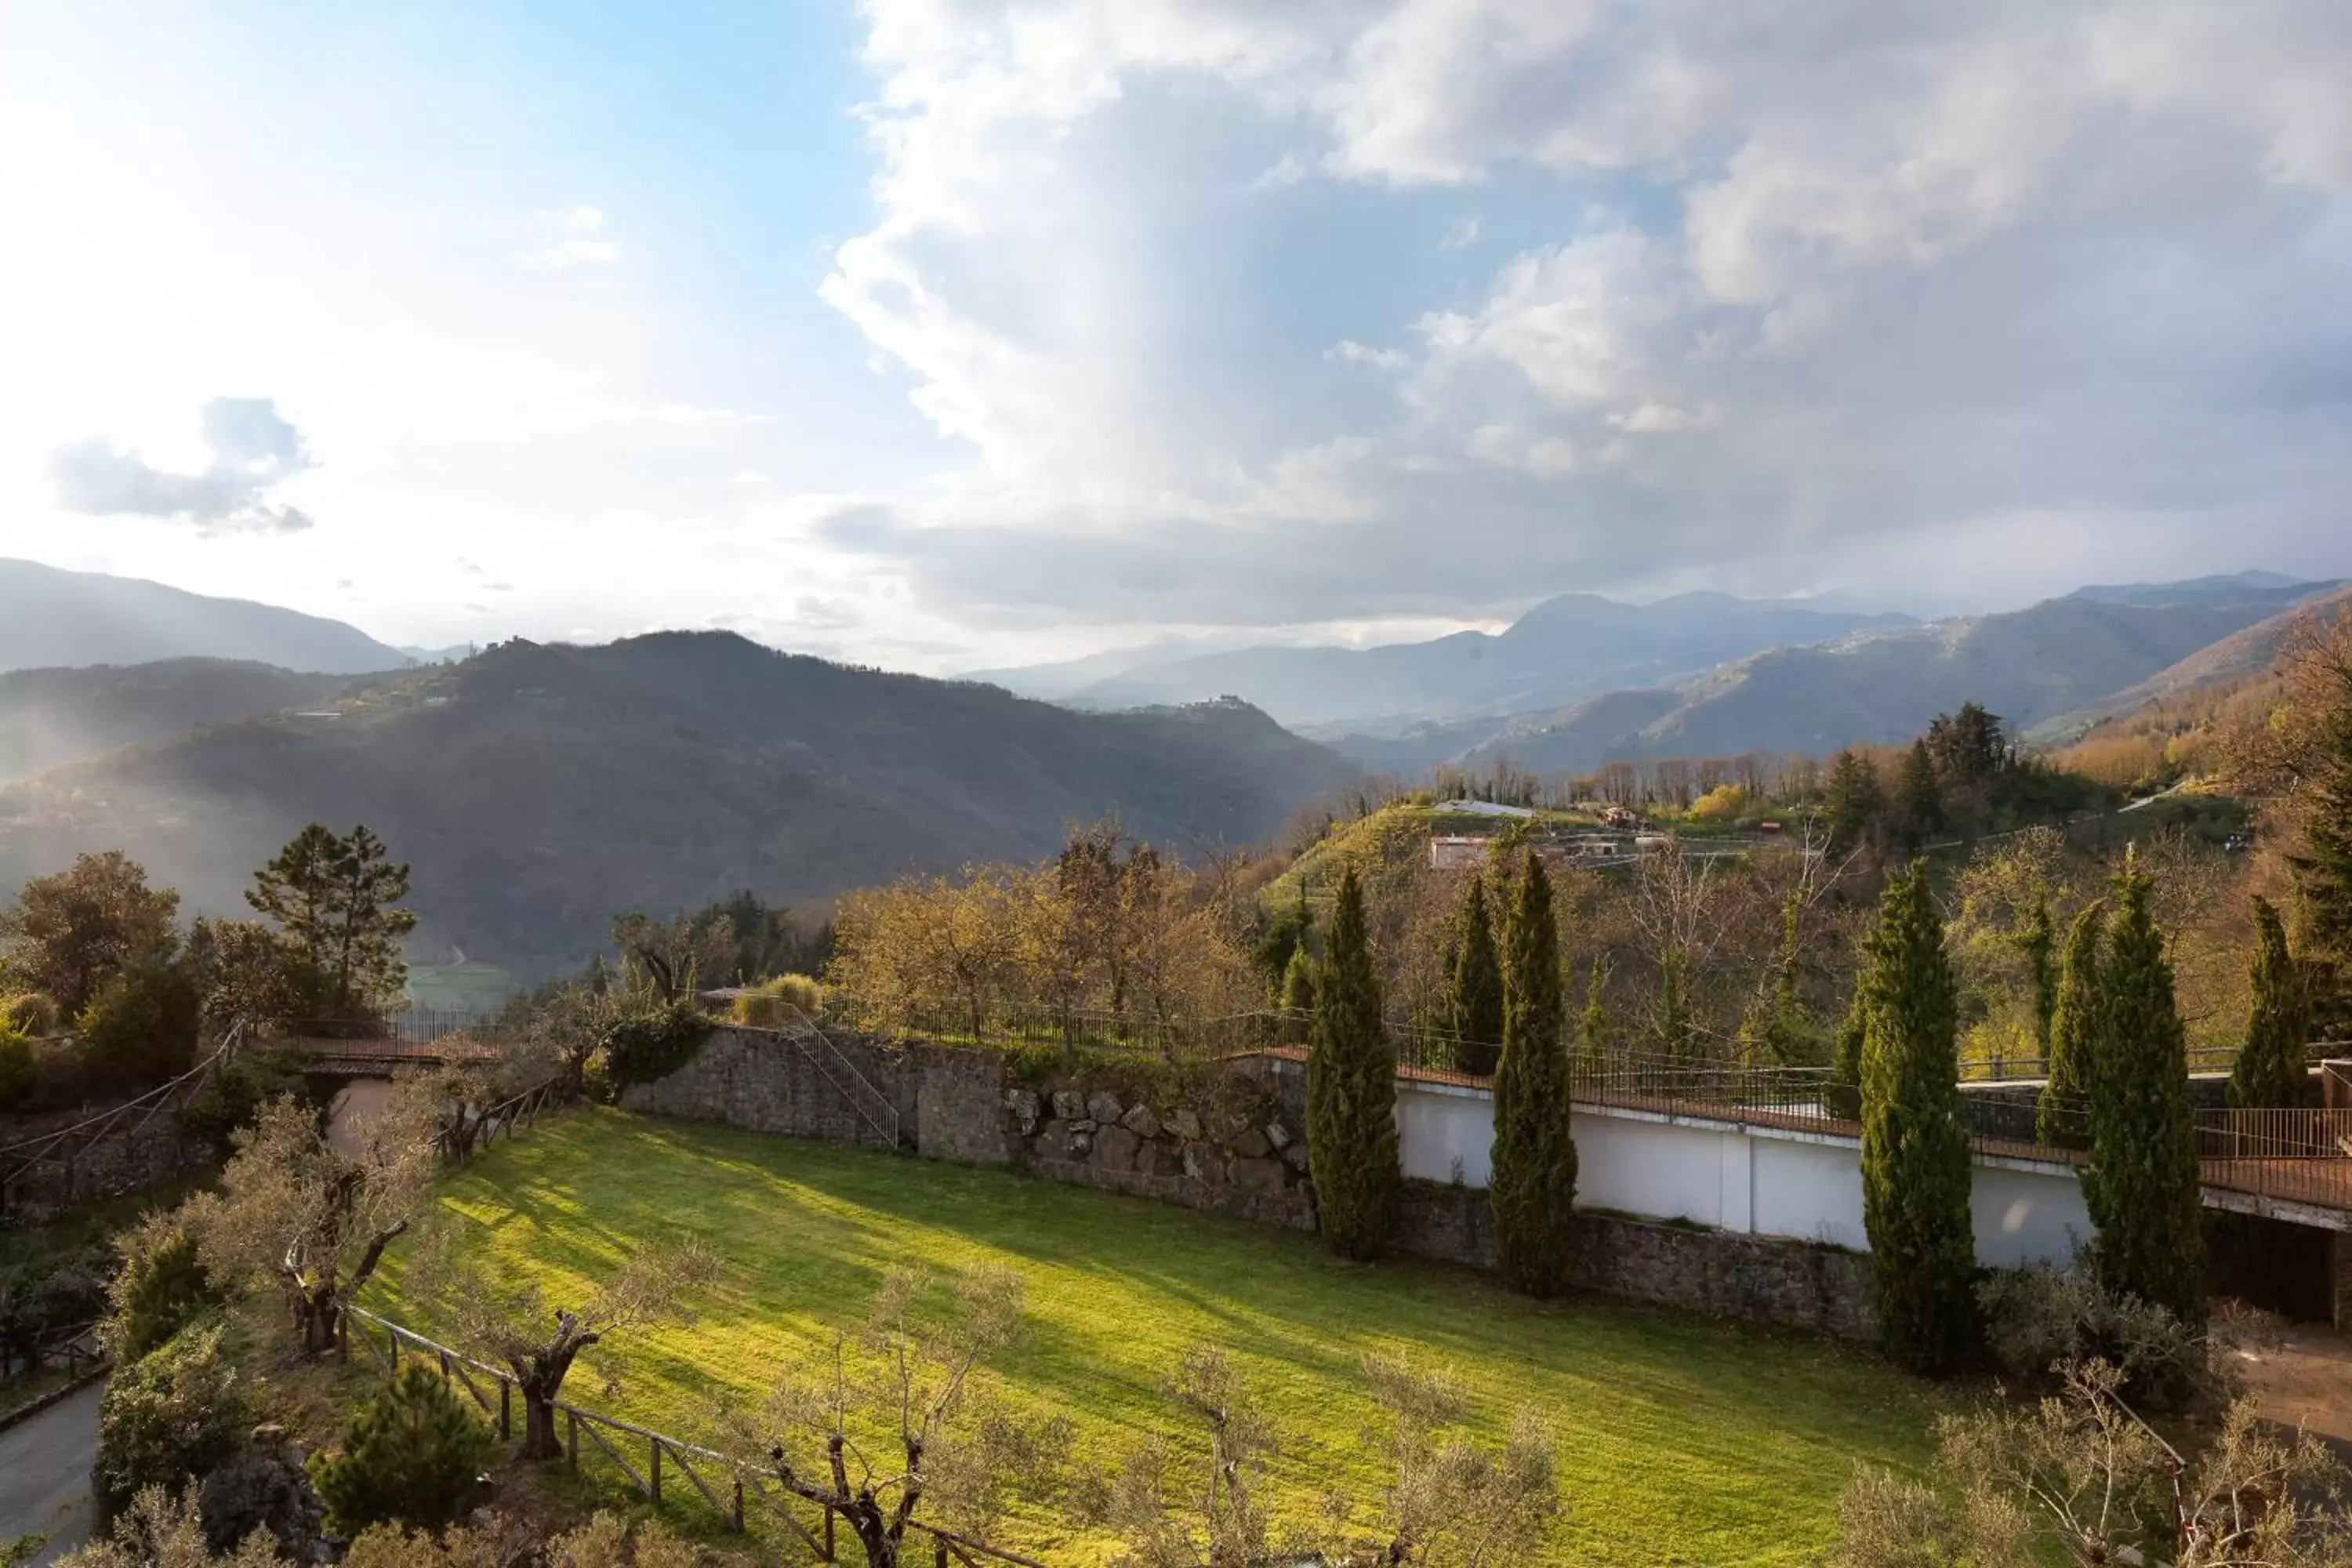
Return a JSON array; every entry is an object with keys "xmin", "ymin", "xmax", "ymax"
[
  {"xmin": 1279, "ymin": 945, "xmax": 1317, "ymax": 1044},
  {"xmin": 1450, "ymin": 873, "xmax": 1504, "ymax": 1075},
  {"xmin": 1859, "ymin": 862, "xmax": 1976, "ymax": 1374},
  {"xmin": 1826, "ymin": 982, "xmax": 1866, "ymax": 1123},
  {"xmin": 1825, "ymin": 749, "xmax": 1883, "ymax": 851},
  {"xmin": 1658, "ymin": 951, "xmax": 1692, "ymax": 1065},
  {"xmin": 1895, "ymin": 740, "xmax": 1944, "ymax": 850},
  {"xmin": 1305, "ymin": 864, "xmax": 1399, "ymax": 1261},
  {"xmin": 2019, "ymin": 895, "xmax": 2058, "ymax": 1058},
  {"xmin": 1576, "ymin": 957, "xmax": 1609, "ymax": 1073},
  {"xmin": 2084, "ymin": 852, "xmax": 2206, "ymax": 1329},
  {"xmin": 1490, "ymin": 851, "xmax": 1577, "ymax": 1295},
  {"xmin": 2037, "ymin": 902, "xmax": 2104, "ymax": 1149},
  {"xmin": 2291, "ymin": 701, "xmax": 2352, "ymax": 962},
  {"xmin": 2229, "ymin": 896, "xmax": 2315, "ymax": 1109}
]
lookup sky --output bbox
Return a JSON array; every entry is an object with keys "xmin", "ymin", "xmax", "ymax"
[{"xmin": 2, "ymin": 1, "xmax": 2349, "ymax": 671}]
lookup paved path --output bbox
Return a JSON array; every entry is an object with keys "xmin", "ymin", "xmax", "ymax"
[{"xmin": 0, "ymin": 1381, "xmax": 102, "ymax": 1563}]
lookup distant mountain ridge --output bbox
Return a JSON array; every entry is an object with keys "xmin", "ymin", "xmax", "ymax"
[
  {"xmin": 1445, "ymin": 583, "xmax": 2335, "ymax": 776},
  {"xmin": 0, "ymin": 558, "xmax": 406, "ymax": 674},
  {"xmin": 1055, "ymin": 591, "xmax": 1915, "ymax": 730},
  {"xmin": 0, "ymin": 632, "xmax": 1358, "ymax": 977}
]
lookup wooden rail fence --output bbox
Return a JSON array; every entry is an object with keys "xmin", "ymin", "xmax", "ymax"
[
  {"xmin": 346, "ymin": 1308, "xmax": 1044, "ymax": 1567},
  {"xmin": 0, "ymin": 1032, "xmax": 238, "ymax": 1213}
]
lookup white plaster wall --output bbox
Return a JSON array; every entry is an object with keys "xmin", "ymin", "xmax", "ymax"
[
  {"xmin": 1394, "ymin": 1080, "xmax": 2087, "ymax": 1269},
  {"xmin": 1752, "ymin": 1137, "xmax": 1869, "ymax": 1250},
  {"xmin": 1395, "ymin": 1086, "xmax": 1497, "ymax": 1186},
  {"xmin": 1970, "ymin": 1163, "xmax": 2095, "ymax": 1269},
  {"xmin": 1569, "ymin": 1111, "xmax": 1737, "ymax": 1228}
]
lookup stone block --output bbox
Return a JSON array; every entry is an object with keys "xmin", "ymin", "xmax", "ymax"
[
  {"xmin": 1181, "ymin": 1142, "xmax": 1227, "ymax": 1183},
  {"xmin": 1149, "ymin": 1143, "xmax": 1186, "ymax": 1178},
  {"xmin": 1086, "ymin": 1090, "xmax": 1124, "ymax": 1125},
  {"xmin": 1229, "ymin": 1156, "xmax": 1287, "ymax": 1195},
  {"xmin": 1282, "ymin": 1142, "xmax": 1309, "ymax": 1173},
  {"xmin": 1005, "ymin": 1089, "xmax": 1040, "ymax": 1137},
  {"xmin": 1166, "ymin": 1108, "xmax": 1203, "ymax": 1141},
  {"xmin": 1264, "ymin": 1121, "xmax": 1291, "ymax": 1151},
  {"xmin": 1230, "ymin": 1127, "xmax": 1272, "ymax": 1160},
  {"xmin": 1091, "ymin": 1124, "xmax": 1142, "ymax": 1172},
  {"xmin": 1120, "ymin": 1104, "xmax": 1161, "ymax": 1140},
  {"xmin": 1051, "ymin": 1090, "xmax": 1085, "ymax": 1121}
]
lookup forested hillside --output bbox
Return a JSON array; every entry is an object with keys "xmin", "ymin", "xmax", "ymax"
[
  {"xmin": 0, "ymin": 658, "xmax": 358, "ymax": 779},
  {"xmin": 0, "ymin": 632, "xmax": 1356, "ymax": 977}
]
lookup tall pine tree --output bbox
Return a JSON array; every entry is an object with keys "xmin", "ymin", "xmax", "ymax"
[
  {"xmin": 1450, "ymin": 873, "xmax": 1504, "ymax": 1075},
  {"xmin": 2084, "ymin": 852, "xmax": 2206, "ymax": 1329},
  {"xmin": 2036, "ymin": 902, "xmax": 2104, "ymax": 1149},
  {"xmin": 1859, "ymin": 862, "xmax": 1976, "ymax": 1374},
  {"xmin": 1490, "ymin": 851, "xmax": 1577, "ymax": 1296},
  {"xmin": 2227, "ymin": 895, "xmax": 2315, "ymax": 1110},
  {"xmin": 1305, "ymin": 863, "xmax": 1400, "ymax": 1261}
]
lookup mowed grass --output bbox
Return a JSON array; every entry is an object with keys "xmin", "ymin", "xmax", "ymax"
[{"xmin": 369, "ymin": 1109, "xmax": 1936, "ymax": 1565}]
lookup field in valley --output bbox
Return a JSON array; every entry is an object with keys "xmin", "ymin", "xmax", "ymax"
[{"xmin": 369, "ymin": 1109, "xmax": 1939, "ymax": 1566}]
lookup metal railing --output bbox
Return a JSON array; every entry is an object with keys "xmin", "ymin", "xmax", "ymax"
[
  {"xmin": 346, "ymin": 1308, "xmax": 1047, "ymax": 1567},
  {"xmin": 770, "ymin": 1019, "xmax": 901, "ymax": 1149}
]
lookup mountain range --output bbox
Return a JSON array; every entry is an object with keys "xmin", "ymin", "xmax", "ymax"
[
  {"xmin": 1415, "ymin": 580, "xmax": 2333, "ymax": 778},
  {"xmin": 0, "ymin": 632, "xmax": 1355, "ymax": 977},
  {"xmin": 1021, "ymin": 592, "xmax": 1915, "ymax": 731},
  {"xmin": 0, "ymin": 557, "xmax": 408, "ymax": 674}
]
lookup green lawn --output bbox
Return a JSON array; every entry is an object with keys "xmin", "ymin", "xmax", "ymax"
[{"xmin": 369, "ymin": 1108, "xmax": 1936, "ymax": 1565}]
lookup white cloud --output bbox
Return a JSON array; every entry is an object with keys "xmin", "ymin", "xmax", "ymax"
[
  {"xmin": 811, "ymin": 0, "xmax": 2352, "ymax": 635},
  {"xmin": 1327, "ymin": 339, "xmax": 1408, "ymax": 371},
  {"xmin": 49, "ymin": 396, "xmax": 315, "ymax": 535}
]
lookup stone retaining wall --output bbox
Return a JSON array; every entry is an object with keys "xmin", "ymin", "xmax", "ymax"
[
  {"xmin": 1396, "ymin": 1182, "xmax": 1878, "ymax": 1341},
  {"xmin": 625, "ymin": 1029, "xmax": 1873, "ymax": 1338}
]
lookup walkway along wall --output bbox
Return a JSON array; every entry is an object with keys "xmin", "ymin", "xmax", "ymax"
[{"xmin": 623, "ymin": 1028, "xmax": 2096, "ymax": 1341}]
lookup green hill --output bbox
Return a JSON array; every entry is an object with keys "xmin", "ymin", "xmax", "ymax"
[{"xmin": 0, "ymin": 632, "xmax": 1357, "ymax": 978}]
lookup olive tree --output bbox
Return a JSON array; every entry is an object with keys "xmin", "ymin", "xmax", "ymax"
[
  {"xmin": 1838, "ymin": 1359, "xmax": 2352, "ymax": 1568},
  {"xmin": 735, "ymin": 1265, "xmax": 1068, "ymax": 1568},
  {"xmin": 189, "ymin": 1094, "xmax": 437, "ymax": 1357},
  {"xmin": 412, "ymin": 1229, "xmax": 720, "ymax": 1461}
]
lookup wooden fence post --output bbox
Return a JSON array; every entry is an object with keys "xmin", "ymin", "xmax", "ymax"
[
  {"xmin": 499, "ymin": 1380, "xmax": 511, "ymax": 1439},
  {"xmin": 824, "ymin": 1507, "xmax": 835, "ymax": 1562},
  {"xmin": 567, "ymin": 1410, "xmax": 579, "ymax": 1471},
  {"xmin": 649, "ymin": 1438, "xmax": 662, "ymax": 1504},
  {"xmin": 730, "ymin": 1478, "xmax": 743, "ymax": 1534},
  {"xmin": 935, "ymin": 1541, "xmax": 948, "ymax": 1568}
]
